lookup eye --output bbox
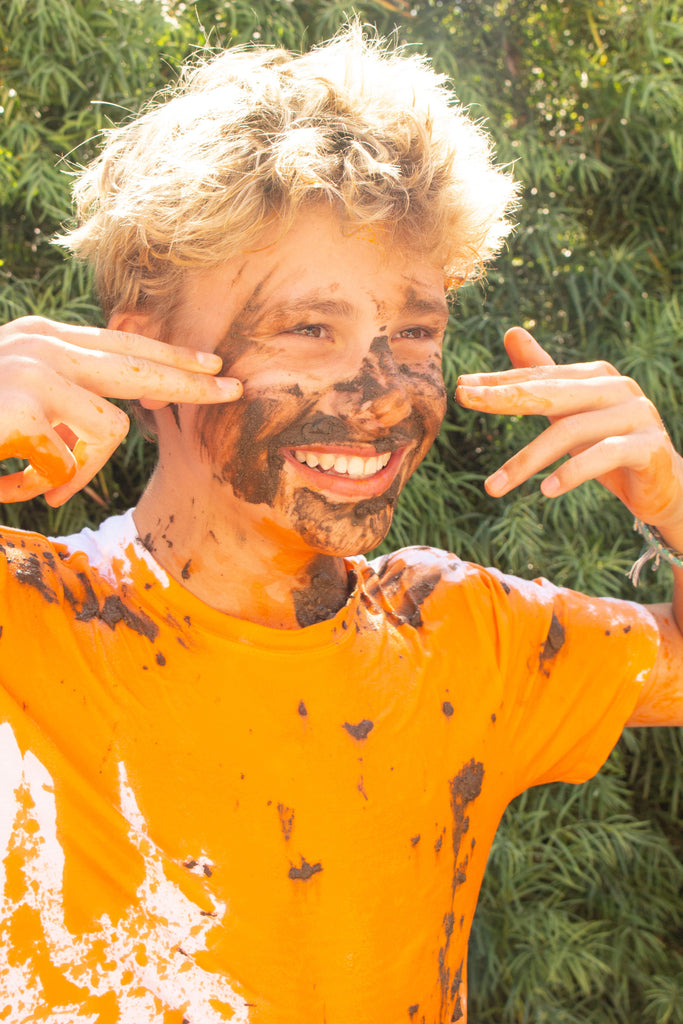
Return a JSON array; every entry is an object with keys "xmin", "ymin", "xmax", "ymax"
[
  {"xmin": 290, "ymin": 323, "xmax": 328, "ymax": 339},
  {"xmin": 395, "ymin": 326, "xmax": 440, "ymax": 342}
]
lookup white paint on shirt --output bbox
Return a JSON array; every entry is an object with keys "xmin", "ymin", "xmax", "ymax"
[
  {"xmin": 52, "ymin": 509, "xmax": 169, "ymax": 589},
  {"xmin": 0, "ymin": 723, "xmax": 250, "ymax": 1022}
]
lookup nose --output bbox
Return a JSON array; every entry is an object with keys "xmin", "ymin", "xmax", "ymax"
[{"xmin": 332, "ymin": 335, "xmax": 413, "ymax": 429}]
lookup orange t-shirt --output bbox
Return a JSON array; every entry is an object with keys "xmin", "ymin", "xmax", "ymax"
[{"xmin": 0, "ymin": 511, "xmax": 658, "ymax": 1024}]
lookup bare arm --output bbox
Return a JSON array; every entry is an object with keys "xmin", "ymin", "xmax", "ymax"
[{"xmin": 456, "ymin": 326, "xmax": 683, "ymax": 727}]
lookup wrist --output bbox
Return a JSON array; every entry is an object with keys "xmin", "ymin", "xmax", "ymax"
[{"xmin": 629, "ymin": 518, "xmax": 683, "ymax": 586}]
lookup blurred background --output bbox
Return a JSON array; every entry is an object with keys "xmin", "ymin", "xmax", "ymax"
[{"xmin": 1, "ymin": 1, "xmax": 681, "ymax": 1019}]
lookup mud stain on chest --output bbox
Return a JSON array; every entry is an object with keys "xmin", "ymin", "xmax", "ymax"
[
  {"xmin": 288, "ymin": 857, "xmax": 323, "ymax": 881},
  {"xmin": 66, "ymin": 573, "xmax": 159, "ymax": 642},
  {"xmin": 291, "ymin": 554, "xmax": 350, "ymax": 627}
]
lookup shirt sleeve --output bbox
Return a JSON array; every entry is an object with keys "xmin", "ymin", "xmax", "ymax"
[{"xmin": 481, "ymin": 567, "xmax": 660, "ymax": 795}]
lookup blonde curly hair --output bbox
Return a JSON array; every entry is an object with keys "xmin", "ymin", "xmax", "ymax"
[{"xmin": 61, "ymin": 25, "xmax": 518, "ymax": 320}]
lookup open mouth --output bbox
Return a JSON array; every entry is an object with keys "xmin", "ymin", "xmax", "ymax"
[
  {"xmin": 291, "ymin": 449, "xmax": 392, "ymax": 479},
  {"xmin": 282, "ymin": 445, "xmax": 405, "ymax": 499}
]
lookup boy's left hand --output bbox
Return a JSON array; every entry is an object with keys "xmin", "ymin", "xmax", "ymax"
[{"xmin": 455, "ymin": 326, "xmax": 683, "ymax": 537}]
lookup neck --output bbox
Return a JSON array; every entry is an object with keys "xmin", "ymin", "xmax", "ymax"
[{"xmin": 133, "ymin": 472, "xmax": 350, "ymax": 630}]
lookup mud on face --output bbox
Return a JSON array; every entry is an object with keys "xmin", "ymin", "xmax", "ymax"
[{"xmin": 192, "ymin": 352, "xmax": 446, "ymax": 555}]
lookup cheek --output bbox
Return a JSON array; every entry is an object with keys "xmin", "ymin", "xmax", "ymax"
[
  {"xmin": 193, "ymin": 388, "xmax": 317, "ymax": 506},
  {"xmin": 406, "ymin": 370, "xmax": 448, "ymax": 446}
]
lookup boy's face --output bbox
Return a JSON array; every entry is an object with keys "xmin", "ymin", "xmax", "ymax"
[{"xmin": 161, "ymin": 207, "xmax": 449, "ymax": 555}]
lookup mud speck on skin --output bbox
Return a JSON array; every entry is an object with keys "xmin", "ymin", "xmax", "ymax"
[
  {"xmin": 298, "ymin": 700, "xmax": 308, "ymax": 716},
  {"xmin": 408, "ymin": 1006, "xmax": 419, "ymax": 1018},
  {"xmin": 181, "ymin": 559, "xmax": 192, "ymax": 580},
  {"xmin": 288, "ymin": 857, "xmax": 323, "ymax": 881},
  {"xmin": 343, "ymin": 719, "xmax": 374, "ymax": 740},
  {"xmin": 539, "ymin": 610, "xmax": 565, "ymax": 673},
  {"xmin": 442, "ymin": 701, "xmax": 454, "ymax": 717},
  {"xmin": 410, "ymin": 834, "xmax": 421, "ymax": 846},
  {"xmin": 156, "ymin": 651, "xmax": 166, "ymax": 667}
]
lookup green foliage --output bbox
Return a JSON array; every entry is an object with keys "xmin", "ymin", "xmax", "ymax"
[{"xmin": 1, "ymin": 1, "xmax": 681, "ymax": 1020}]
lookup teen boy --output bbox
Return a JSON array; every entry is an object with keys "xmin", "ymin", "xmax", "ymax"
[{"xmin": 0, "ymin": 27, "xmax": 681, "ymax": 1024}]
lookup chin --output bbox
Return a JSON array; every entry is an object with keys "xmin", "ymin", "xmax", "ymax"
[{"xmin": 289, "ymin": 487, "xmax": 397, "ymax": 557}]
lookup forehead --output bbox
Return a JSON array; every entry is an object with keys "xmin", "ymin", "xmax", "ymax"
[{"xmin": 178, "ymin": 208, "xmax": 449, "ymax": 335}]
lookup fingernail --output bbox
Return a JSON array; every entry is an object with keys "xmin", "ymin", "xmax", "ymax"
[
  {"xmin": 486, "ymin": 469, "xmax": 508, "ymax": 495},
  {"xmin": 542, "ymin": 475, "xmax": 560, "ymax": 496},
  {"xmin": 195, "ymin": 350, "xmax": 222, "ymax": 369},
  {"xmin": 215, "ymin": 377, "xmax": 242, "ymax": 397}
]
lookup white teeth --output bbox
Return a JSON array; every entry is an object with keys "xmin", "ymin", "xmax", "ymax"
[
  {"xmin": 347, "ymin": 456, "xmax": 364, "ymax": 478},
  {"xmin": 292, "ymin": 450, "xmax": 392, "ymax": 479}
]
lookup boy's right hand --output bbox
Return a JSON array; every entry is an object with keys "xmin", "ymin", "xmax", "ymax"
[{"xmin": 0, "ymin": 316, "xmax": 242, "ymax": 507}]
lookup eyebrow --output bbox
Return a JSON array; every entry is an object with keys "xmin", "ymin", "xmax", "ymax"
[
  {"xmin": 260, "ymin": 295, "xmax": 358, "ymax": 323},
  {"xmin": 398, "ymin": 293, "xmax": 450, "ymax": 321},
  {"xmin": 260, "ymin": 290, "xmax": 449, "ymax": 326}
]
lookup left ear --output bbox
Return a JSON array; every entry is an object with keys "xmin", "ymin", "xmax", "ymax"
[{"xmin": 107, "ymin": 309, "xmax": 164, "ymax": 338}]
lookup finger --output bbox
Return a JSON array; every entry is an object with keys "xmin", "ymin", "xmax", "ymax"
[
  {"xmin": 10, "ymin": 317, "xmax": 224, "ymax": 375},
  {"xmin": 44, "ymin": 428, "xmax": 126, "ymax": 507},
  {"xmin": 135, "ymin": 372, "xmax": 242, "ymax": 407},
  {"xmin": 0, "ymin": 416, "xmax": 77, "ymax": 502},
  {"xmin": 538, "ymin": 434, "xmax": 656, "ymax": 498},
  {"xmin": 457, "ymin": 360, "xmax": 620, "ymax": 388},
  {"xmin": 3, "ymin": 352, "xmax": 242, "ymax": 406},
  {"xmin": 503, "ymin": 326, "xmax": 555, "ymax": 369},
  {"xmin": 42, "ymin": 387, "xmax": 131, "ymax": 507},
  {"xmin": 484, "ymin": 399, "xmax": 655, "ymax": 496},
  {"xmin": 0, "ymin": 450, "xmax": 76, "ymax": 503},
  {"xmin": 456, "ymin": 375, "xmax": 640, "ymax": 417},
  {"xmin": 0, "ymin": 374, "xmax": 130, "ymax": 504}
]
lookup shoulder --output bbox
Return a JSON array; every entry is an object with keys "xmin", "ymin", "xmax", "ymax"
[
  {"xmin": 361, "ymin": 545, "xmax": 538, "ymax": 630},
  {"xmin": 0, "ymin": 525, "xmax": 67, "ymax": 606},
  {"xmin": 0, "ymin": 511, "xmax": 166, "ymax": 635}
]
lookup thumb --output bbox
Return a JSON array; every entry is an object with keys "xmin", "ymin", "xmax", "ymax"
[{"xmin": 504, "ymin": 326, "xmax": 555, "ymax": 369}]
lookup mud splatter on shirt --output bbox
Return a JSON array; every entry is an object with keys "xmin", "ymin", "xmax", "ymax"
[{"xmin": 0, "ymin": 515, "xmax": 659, "ymax": 1022}]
